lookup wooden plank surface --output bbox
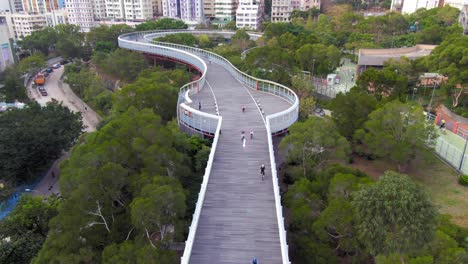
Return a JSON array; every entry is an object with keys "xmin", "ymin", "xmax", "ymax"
[{"xmin": 189, "ymin": 61, "xmax": 290, "ymax": 264}]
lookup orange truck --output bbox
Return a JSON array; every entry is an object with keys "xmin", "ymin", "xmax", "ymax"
[{"xmin": 34, "ymin": 73, "xmax": 45, "ymax": 86}]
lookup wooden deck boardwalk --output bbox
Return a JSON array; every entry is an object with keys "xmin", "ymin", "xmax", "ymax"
[{"xmin": 188, "ymin": 61, "xmax": 290, "ymax": 264}]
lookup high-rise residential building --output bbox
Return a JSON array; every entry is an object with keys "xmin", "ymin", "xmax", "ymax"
[
  {"xmin": 162, "ymin": 0, "xmax": 203, "ymax": 22},
  {"xmin": 45, "ymin": 8, "xmax": 67, "ymax": 26},
  {"xmin": 3, "ymin": 12, "xmax": 46, "ymax": 39},
  {"xmin": 292, "ymin": 0, "xmax": 319, "ymax": 11},
  {"xmin": 204, "ymin": 0, "xmax": 215, "ymax": 18},
  {"xmin": 153, "ymin": 0, "xmax": 163, "ymax": 17},
  {"xmin": 6, "ymin": 0, "xmax": 25, "ymax": 13},
  {"xmin": 460, "ymin": 3, "xmax": 468, "ymax": 34},
  {"xmin": 271, "ymin": 0, "xmax": 319, "ymax": 22},
  {"xmin": 94, "ymin": 0, "xmax": 107, "ymax": 19},
  {"xmin": 22, "ymin": 0, "xmax": 59, "ymax": 14},
  {"xmin": 391, "ymin": 0, "xmax": 467, "ymax": 14},
  {"xmin": 214, "ymin": 0, "xmax": 237, "ymax": 21},
  {"xmin": 271, "ymin": 0, "xmax": 292, "ymax": 22},
  {"xmin": 124, "ymin": 0, "xmax": 154, "ymax": 21},
  {"xmin": 0, "ymin": 16, "xmax": 14, "ymax": 72},
  {"xmin": 105, "ymin": 0, "xmax": 125, "ymax": 19},
  {"xmin": 57, "ymin": 0, "xmax": 65, "ymax": 8},
  {"xmin": 236, "ymin": 0, "xmax": 261, "ymax": 30},
  {"xmin": 65, "ymin": 0, "xmax": 95, "ymax": 32}
]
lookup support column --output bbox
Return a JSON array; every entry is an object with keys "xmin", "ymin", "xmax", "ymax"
[{"xmin": 256, "ymin": 80, "xmax": 259, "ymax": 91}]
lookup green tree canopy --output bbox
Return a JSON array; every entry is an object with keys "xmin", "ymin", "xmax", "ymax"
[
  {"xmin": 352, "ymin": 171, "xmax": 437, "ymax": 264},
  {"xmin": 0, "ymin": 102, "xmax": 83, "ymax": 183},
  {"xmin": 330, "ymin": 87, "xmax": 378, "ymax": 140},
  {"xmin": 354, "ymin": 100, "xmax": 437, "ymax": 171},
  {"xmin": 135, "ymin": 18, "xmax": 187, "ymax": 31},
  {"xmin": 280, "ymin": 117, "xmax": 350, "ymax": 178},
  {"xmin": 0, "ymin": 195, "xmax": 59, "ymax": 264}
]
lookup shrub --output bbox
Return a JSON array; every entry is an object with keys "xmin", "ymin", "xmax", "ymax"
[{"xmin": 458, "ymin": 175, "xmax": 468, "ymax": 186}]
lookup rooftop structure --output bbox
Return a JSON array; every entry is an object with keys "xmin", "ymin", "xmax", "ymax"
[{"xmin": 357, "ymin": 45, "xmax": 437, "ymax": 74}]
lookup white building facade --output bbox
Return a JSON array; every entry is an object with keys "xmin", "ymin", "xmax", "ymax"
[
  {"xmin": 0, "ymin": 16, "xmax": 14, "ymax": 72},
  {"xmin": 4, "ymin": 13, "xmax": 46, "ymax": 39},
  {"xmin": 214, "ymin": 0, "xmax": 237, "ymax": 21},
  {"xmin": 162, "ymin": 0, "xmax": 203, "ymax": 22},
  {"xmin": 45, "ymin": 9, "xmax": 67, "ymax": 27},
  {"xmin": 271, "ymin": 0, "xmax": 292, "ymax": 22},
  {"xmin": 236, "ymin": 0, "xmax": 261, "ymax": 30},
  {"xmin": 65, "ymin": 0, "xmax": 95, "ymax": 32}
]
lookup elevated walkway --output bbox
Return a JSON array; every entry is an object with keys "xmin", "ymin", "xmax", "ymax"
[{"xmin": 118, "ymin": 30, "xmax": 298, "ymax": 263}]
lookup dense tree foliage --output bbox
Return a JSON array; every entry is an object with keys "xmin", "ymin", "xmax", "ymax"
[
  {"xmin": 17, "ymin": 53, "xmax": 46, "ymax": 74},
  {"xmin": 113, "ymin": 69, "xmax": 189, "ymax": 123},
  {"xmin": 330, "ymin": 88, "xmax": 377, "ymax": 140},
  {"xmin": 354, "ymin": 100, "xmax": 437, "ymax": 171},
  {"xmin": 0, "ymin": 102, "xmax": 83, "ymax": 183},
  {"xmin": 353, "ymin": 172, "xmax": 437, "ymax": 264},
  {"xmin": 87, "ymin": 25, "xmax": 134, "ymax": 53},
  {"xmin": 156, "ymin": 33, "xmax": 199, "ymax": 46},
  {"xmin": 64, "ymin": 62, "xmax": 112, "ymax": 115},
  {"xmin": 92, "ymin": 49, "xmax": 148, "ymax": 82},
  {"xmin": 356, "ymin": 67, "xmax": 408, "ymax": 101},
  {"xmin": 0, "ymin": 67, "xmax": 28, "ymax": 102},
  {"xmin": 135, "ymin": 18, "xmax": 187, "ymax": 31},
  {"xmin": 32, "ymin": 107, "xmax": 209, "ymax": 263},
  {"xmin": 0, "ymin": 195, "xmax": 59, "ymax": 264},
  {"xmin": 19, "ymin": 24, "xmax": 87, "ymax": 59},
  {"xmin": 280, "ymin": 117, "xmax": 350, "ymax": 179}
]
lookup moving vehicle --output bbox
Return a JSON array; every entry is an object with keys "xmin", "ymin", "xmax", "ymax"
[
  {"xmin": 34, "ymin": 73, "xmax": 46, "ymax": 86},
  {"xmin": 38, "ymin": 86, "xmax": 47, "ymax": 96}
]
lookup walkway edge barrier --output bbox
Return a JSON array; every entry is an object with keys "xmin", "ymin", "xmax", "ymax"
[
  {"xmin": 119, "ymin": 30, "xmax": 294, "ymax": 264},
  {"xmin": 180, "ymin": 116, "xmax": 222, "ymax": 264}
]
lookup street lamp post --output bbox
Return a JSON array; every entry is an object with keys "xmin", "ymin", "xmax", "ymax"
[
  {"xmin": 428, "ymin": 80, "xmax": 438, "ymax": 110},
  {"xmin": 412, "ymin": 87, "xmax": 417, "ymax": 101}
]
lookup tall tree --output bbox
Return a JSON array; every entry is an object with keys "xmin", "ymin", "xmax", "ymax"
[
  {"xmin": 0, "ymin": 102, "xmax": 83, "ymax": 183},
  {"xmin": 352, "ymin": 172, "xmax": 437, "ymax": 264},
  {"xmin": 0, "ymin": 195, "xmax": 59, "ymax": 264},
  {"xmin": 330, "ymin": 88, "xmax": 377, "ymax": 140},
  {"xmin": 354, "ymin": 100, "xmax": 437, "ymax": 172},
  {"xmin": 280, "ymin": 117, "xmax": 350, "ymax": 178}
]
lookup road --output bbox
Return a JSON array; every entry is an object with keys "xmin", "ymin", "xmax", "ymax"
[
  {"xmin": 27, "ymin": 66, "xmax": 100, "ymax": 132},
  {"xmin": 26, "ymin": 66, "xmax": 101, "ymax": 198}
]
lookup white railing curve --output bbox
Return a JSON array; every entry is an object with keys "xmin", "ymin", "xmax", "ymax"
[{"xmin": 118, "ymin": 30, "xmax": 296, "ymax": 264}]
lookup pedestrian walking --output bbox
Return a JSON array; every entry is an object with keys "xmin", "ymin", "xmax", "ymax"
[
  {"xmin": 250, "ymin": 130, "xmax": 254, "ymax": 139},
  {"xmin": 439, "ymin": 119, "xmax": 446, "ymax": 129},
  {"xmin": 242, "ymin": 105, "xmax": 246, "ymax": 112},
  {"xmin": 260, "ymin": 164, "xmax": 265, "ymax": 181},
  {"xmin": 198, "ymin": 101, "xmax": 202, "ymax": 110},
  {"xmin": 241, "ymin": 131, "xmax": 245, "ymax": 141}
]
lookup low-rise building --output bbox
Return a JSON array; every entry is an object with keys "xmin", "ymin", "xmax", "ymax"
[
  {"xmin": 357, "ymin": 45, "xmax": 437, "ymax": 75},
  {"xmin": 236, "ymin": 0, "xmax": 262, "ymax": 30}
]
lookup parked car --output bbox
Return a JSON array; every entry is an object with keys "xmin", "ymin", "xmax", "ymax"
[
  {"xmin": 53, "ymin": 63, "xmax": 61, "ymax": 69},
  {"xmin": 41, "ymin": 70, "xmax": 49, "ymax": 77},
  {"xmin": 40, "ymin": 90, "xmax": 48, "ymax": 96},
  {"xmin": 45, "ymin": 67, "xmax": 53, "ymax": 73},
  {"xmin": 315, "ymin": 107, "xmax": 325, "ymax": 117}
]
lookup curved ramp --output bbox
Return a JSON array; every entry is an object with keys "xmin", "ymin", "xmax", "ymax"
[{"xmin": 119, "ymin": 31, "xmax": 298, "ymax": 264}]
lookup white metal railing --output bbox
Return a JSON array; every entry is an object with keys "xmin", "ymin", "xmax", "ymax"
[
  {"xmin": 119, "ymin": 31, "xmax": 295, "ymax": 264},
  {"xmin": 181, "ymin": 116, "xmax": 223, "ymax": 263},
  {"xmin": 145, "ymin": 31, "xmax": 299, "ymax": 134}
]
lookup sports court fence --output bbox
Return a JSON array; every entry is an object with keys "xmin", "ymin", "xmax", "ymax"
[{"xmin": 426, "ymin": 113, "xmax": 468, "ymax": 174}]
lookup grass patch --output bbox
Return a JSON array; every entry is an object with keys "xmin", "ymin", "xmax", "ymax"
[{"xmin": 350, "ymin": 153, "xmax": 468, "ymax": 228}]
